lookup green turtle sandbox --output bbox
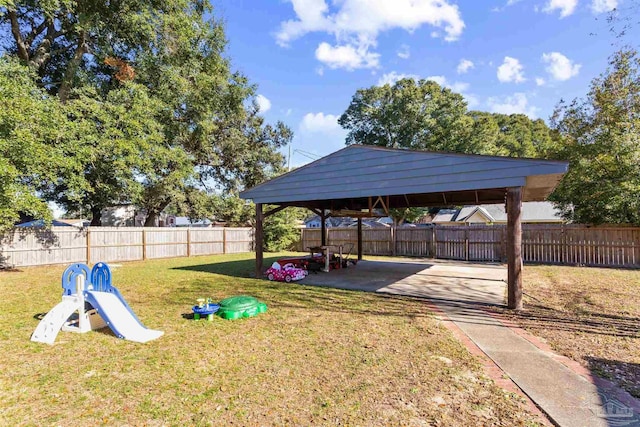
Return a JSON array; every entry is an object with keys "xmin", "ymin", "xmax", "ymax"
[{"xmin": 216, "ymin": 295, "xmax": 267, "ymax": 320}]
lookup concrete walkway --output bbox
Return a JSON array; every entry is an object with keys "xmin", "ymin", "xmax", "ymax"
[{"xmin": 300, "ymin": 259, "xmax": 640, "ymax": 427}]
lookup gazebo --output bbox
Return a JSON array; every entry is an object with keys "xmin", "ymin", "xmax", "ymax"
[{"xmin": 240, "ymin": 145, "xmax": 569, "ymax": 309}]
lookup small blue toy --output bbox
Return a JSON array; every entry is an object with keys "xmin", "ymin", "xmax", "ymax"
[{"xmin": 192, "ymin": 297, "xmax": 220, "ymax": 321}]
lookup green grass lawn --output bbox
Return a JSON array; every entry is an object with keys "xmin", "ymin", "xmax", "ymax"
[{"xmin": 0, "ymin": 253, "xmax": 542, "ymax": 426}]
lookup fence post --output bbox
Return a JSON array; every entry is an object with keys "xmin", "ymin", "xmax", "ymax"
[
  {"xmin": 560, "ymin": 224, "xmax": 566, "ymax": 264},
  {"xmin": 299, "ymin": 228, "xmax": 304, "ymax": 252},
  {"xmin": 187, "ymin": 227, "xmax": 191, "ymax": 257},
  {"xmin": 142, "ymin": 228, "xmax": 147, "ymax": 260},
  {"xmin": 431, "ymin": 227, "xmax": 437, "ymax": 259},
  {"xmin": 357, "ymin": 219, "xmax": 363, "ymax": 260},
  {"xmin": 390, "ymin": 226, "xmax": 396, "ymax": 256},
  {"xmin": 86, "ymin": 228, "xmax": 91, "ymax": 264},
  {"xmin": 223, "ymin": 227, "xmax": 227, "ymax": 254},
  {"xmin": 465, "ymin": 228, "xmax": 469, "ymax": 261},
  {"xmin": 635, "ymin": 229, "xmax": 640, "ymax": 265},
  {"xmin": 501, "ymin": 226, "xmax": 507, "ymax": 263}
]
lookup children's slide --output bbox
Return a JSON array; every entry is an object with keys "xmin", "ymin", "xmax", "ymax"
[
  {"xmin": 84, "ymin": 291, "xmax": 164, "ymax": 343},
  {"xmin": 31, "ymin": 262, "xmax": 163, "ymax": 345},
  {"xmin": 31, "ymin": 299, "xmax": 81, "ymax": 345}
]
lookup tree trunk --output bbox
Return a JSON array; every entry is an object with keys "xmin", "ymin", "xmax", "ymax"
[
  {"xmin": 143, "ymin": 199, "xmax": 171, "ymax": 227},
  {"xmin": 8, "ymin": 10, "xmax": 29, "ymax": 61},
  {"xmin": 90, "ymin": 206, "xmax": 102, "ymax": 226},
  {"xmin": 144, "ymin": 210, "xmax": 159, "ymax": 227},
  {"xmin": 58, "ymin": 32, "xmax": 87, "ymax": 103}
]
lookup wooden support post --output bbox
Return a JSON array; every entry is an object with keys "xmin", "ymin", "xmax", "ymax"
[
  {"xmin": 357, "ymin": 217, "xmax": 363, "ymax": 260},
  {"xmin": 320, "ymin": 210, "xmax": 327, "ymax": 247},
  {"xmin": 507, "ymin": 187, "xmax": 523, "ymax": 310},
  {"xmin": 255, "ymin": 203, "xmax": 264, "ymax": 278}
]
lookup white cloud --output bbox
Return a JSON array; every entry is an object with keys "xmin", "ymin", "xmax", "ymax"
[
  {"xmin": 497, "ymin": 56, "xmax": 526, "ymax": 83},
  {"xmin": 591, "ymin": 0, "xmax": 617, "ymax": 14},
  {"xmin": 535, "ymin": 77, "xmax": 546, "ymax": 86},
  {"xmin": 542, "ymin": 52, "xmax": 581, "ymax": 81},
  {"xmin": 426, "ymin": 75, "xmax": 469, "ymax": 93},
  {"xmin": 300, "ymin": 112, "xmax": 342, "ymax": 133},
  {"xmin": 486, "ymin": 93, "xmax": 539, "ymax": 118},
  {"xmin": 377, "ymin": 71, "xmax": 419, "ymax": 86},
  {"xmin": 465, "ymin": 94, "xmax": 480, "ymax": 109},
  {"xmin": 276, "ymin": 0, "xmax": 464, "ymax": 70},
  {"xmin": 277, "ymin": 0, "xmax": 465, "ymax": 45},
  {"xmin": 457, "ymin": 59, "xmax": 474, "ymax": 74},
  {"xmin": 543, "ymin": 0, "xmax": 578, "ymax": 17},
  {"xmin": 492, "ymin": 0, "xmax": 522, "ymax": 12},
  {"xmin": 397, "ymin": 44, "xmax": 410, "ymax": 59},
  {"xmin": 276, "ymin": 0, "xmax": 331, "ymax": 47},
  {"xmin": 315, "ymin": 42, "xmax": 380, "ymax": 70},
  {"xmin": 425, "ymin": 75, "xmax": 446, "ymax": 86},
  {"xmin": 255, "ymin": 94, "xmax": 271, "ymax": 113}
]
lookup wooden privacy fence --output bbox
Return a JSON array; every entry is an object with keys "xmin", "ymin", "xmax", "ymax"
[
  {"xmin": 300, "ymin": 224, "xmax": 640, "ymax": 268},
  {"xmin": 0, "ymin": 227, "xmax": 253, "ymax": 267}
]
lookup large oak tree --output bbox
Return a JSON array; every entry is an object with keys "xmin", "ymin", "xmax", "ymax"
[
  {"xmin": 1, "ymin": 1, "xmax": 289, "ymax": 226},
  {"xmin": 549, "ymin": 49, "xmax": 640, "ymax": 225}
]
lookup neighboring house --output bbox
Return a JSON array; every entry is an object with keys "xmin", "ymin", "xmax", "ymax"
[
  {"xmin": 101, "ymin": 205, "xmax": 173, "ymax": 227},
  {"xmin": 304, "ymin": 215, "xmax": 391, "ymax": 228},
  {"xmin": 15, "ymin": 219, "xmax": 89, "ymax": 228},
  {"xmin": 432, "ymin": 201, "xmax": 564, "ymax": 225},
  {"xmin": 101, "ymin": 205, "xmax": 138, "ymax": 226},
  {"xmin": 173, "ymin": 217, "xmax": 213, "ymax": 227},
  {"xmin": 304, "ymin": 216, "xmax": 327, "ymax": 229},
  {"xmin": 347, "ymin": 219, "xmax": 391, "ymax": 228}
]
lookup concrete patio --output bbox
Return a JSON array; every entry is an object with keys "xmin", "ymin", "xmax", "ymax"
[{"xmin": 300, "ymin": 258, "xmax": 507, "ymax": 306}]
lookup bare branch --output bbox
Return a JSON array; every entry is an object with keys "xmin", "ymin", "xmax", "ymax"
[
  {"xmin": 58, "ymin": 31, "xmax": 88, "ymax": 103},
  {"xmin": 25, "ymin": 18, "xmax": 49, "ymax": 48},
  {"xmin": 29, "ymin": 21, "xmax": 61, "ymax": 71}
]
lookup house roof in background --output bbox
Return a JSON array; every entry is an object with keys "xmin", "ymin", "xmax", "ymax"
[
  {"xmin": 240, "ymin": 145, "xmax": 569, "ymax": 209},
  {"xmin": 432, "ymin": 201, "xmax": 563, "ymax": 223},
  {"xmin": 15, "ymin": 219, "xmax": 87, "ymax": 228}
]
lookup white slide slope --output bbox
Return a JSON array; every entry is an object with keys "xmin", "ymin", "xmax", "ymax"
[
  {"xmin": 31, "ymin": 299, "xmax": 79, "ymax": 345},
  {"xmin": 85, "ymin": 291, "xmax": 163, "ymax": 343}
]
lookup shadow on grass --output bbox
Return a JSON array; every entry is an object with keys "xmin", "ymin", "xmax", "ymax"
[
  {"xmin": 587, "ymin": 357, "xmax": 640, "ymax": 399},
  {"xmin": 496, "ymin": 302, "xmax": 640, "ymax": 339},
  {"xmin": 172, "ymin": 255, "xmax": 283, "ymax": 279},
  {"xmin": 171, "ymin": 258, "xmax": 432, "ymax": 319},
  {"xmin": 170, "ymin": 256, "xmax": 509, "ymax": 323}
]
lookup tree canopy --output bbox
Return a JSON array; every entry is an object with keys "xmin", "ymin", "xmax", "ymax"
[
  {"xmin": 338, "ymin": 78, "xmax": 554, "ymax": 159},
  {"xmin": 0, "ymin": 1, "xmax": 290, "ymax": 230},
  {"xmin": 0, "ymin": 57, "xmax": 78, "ymax": 229},
  {"xmin": 548, "ymin": 49, "xmax": 640, "ymax": 225}
]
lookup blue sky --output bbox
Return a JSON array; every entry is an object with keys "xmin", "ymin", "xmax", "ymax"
[{"xmin": 212, "ymin": 0, "xmax": 632, "ymax": 167}]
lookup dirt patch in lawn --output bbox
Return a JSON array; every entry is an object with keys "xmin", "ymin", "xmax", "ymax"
[
  {"xmin": 494, "ymin": 265, "xmax": 640, "ymax": 397},
  {"xmin": 0, "ymin": 253, "xmax": 545, "ymax": 426}
]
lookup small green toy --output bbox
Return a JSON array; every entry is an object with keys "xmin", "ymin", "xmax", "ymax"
[{"xmin": 216, "ymin": 295, "xmax": 267, "ymax": 320}]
